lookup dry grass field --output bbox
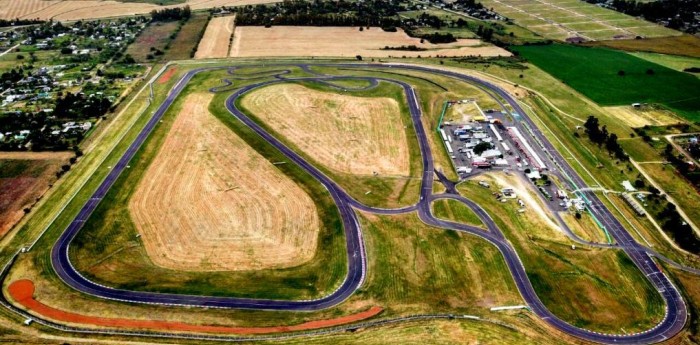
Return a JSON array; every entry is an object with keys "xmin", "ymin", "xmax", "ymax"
[
  {"xmin": 195, "ymin": 15, "xmax": 235, "ymax": 59},
  {"xmin": 0, "ymin": 0, "xmax": 275, "ymax": 21},
  {"xmin": 229, "ymin": 26, "xmax": 511, "ymax": 58},
  {"xmin": 241, "ymin": 83, "xmax": 410, "ymax": 176},
  {"xmin": 479, "ymin": 0, "xmax": 678, "ymax": 41},
  {"xmin": 129, "ymin": 93, "xmax": 320, "ymax": 271},
  {"xmin": 604, "ymin": 105, "xmax": 683, "ymax": 127},
  {"xmin": 0, "ymin": 0, "xmax": 59, "ymax": 20},
  {"xmin": 125, "ymin": 21, "xmax": 179, "ymax": 62},
  {"xmin": 584, "ymin": 34, "xmax": 700, "ymax": 58}
]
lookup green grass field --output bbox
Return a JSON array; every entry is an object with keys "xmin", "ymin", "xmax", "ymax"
[
  {"xmin": 431, "ymin": 199, "xmax": 485, "ymax": 229},
  {"xmin": 630, "ymin": 52, "xmax": 700, "ymax": 74},
  {"xmin": 457, "ymin": 177, "xmax": 665, "ymax": 332},
  {"xmin": 512, "ymin": 44, "xmax": 700, "ymax": 121}
]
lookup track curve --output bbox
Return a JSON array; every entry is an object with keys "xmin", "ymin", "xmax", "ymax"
[{"xmin": 48, "ymin": 63, "xmax": 688, "ymax": 343}]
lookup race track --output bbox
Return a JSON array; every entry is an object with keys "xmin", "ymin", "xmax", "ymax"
[{"xmin": 47, "ymin": 63, "xmax": 687, "ymax": 344}]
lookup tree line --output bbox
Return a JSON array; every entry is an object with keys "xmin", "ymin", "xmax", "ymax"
[
  {"xmin": 583, "ymin": 116, "xmax": 627, "ymax": 161},
  {"xmin": 150, "ymin": 6, "xmax": 191, "ymax": 22}
]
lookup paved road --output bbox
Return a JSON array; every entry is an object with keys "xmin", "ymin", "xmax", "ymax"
[{"xmin": 48, "ymin": 64, "xmax": 687, "ymax": 343}]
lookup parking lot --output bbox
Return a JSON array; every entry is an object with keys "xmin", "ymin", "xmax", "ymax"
[{"xmin": 438, "ymin": 100, "xmax": 586, "ymax": 213}]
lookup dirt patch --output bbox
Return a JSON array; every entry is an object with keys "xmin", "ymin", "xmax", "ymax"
[
  {"xmin": 483, "ymin": 172, "xmax": 562, "ymax": 236},
  {"xmin": 229, "ymin": 26, "xmax": 510, "ymax": 58},
  {"xmin": 604, "ymin": 105, "xmax": 682, "ymax": 127},
  {"xmin": 158, "ymin": 67, "xmax": 177, "ymax": 84},
  {"xmin": 8, "ymin": 279, "xmax": 382, "ymax": 333},
  {"xmin": 195, "ymin": 15, "xmax": 235, "ymax": 59},
  {"xmin": 129, "ymin": 93, "xmax": 319, "ymax": 271},
  {"xmin": 0, "ymin": 159, "xmax": 65, "ymax": 237},
  {"xmin": 241, "ymin": 83, "xmax": 409, "ymax": 176}
]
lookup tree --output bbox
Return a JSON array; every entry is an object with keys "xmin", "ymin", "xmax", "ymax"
[
  {"xmin": 473, "ymin": 142, "xmax": 493, "ymax": 155},
  {"xmin": 355, "ymin": 55, "xmax": 362, "ymax": 61},
  {"xmin": 618, "ymin": 70, "xmax": 625, "ymax": 76},
  {"xmin": 646, "ymin": 68, "xmax": 655, "ymax": 75}
]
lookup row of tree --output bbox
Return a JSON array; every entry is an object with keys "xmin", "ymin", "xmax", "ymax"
[
  {"xmin": 583, "ymin": 116, "xmax": 627, "ymax": 161},
  {"xmin": 0, "ymin": 18, "xmax": 43, "ymax": 28},
  {"xmin": 150, "ymin": 6, "xmax": 191, "ymax": 22}
]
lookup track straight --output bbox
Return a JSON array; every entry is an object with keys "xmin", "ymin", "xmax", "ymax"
[{"xmin": 44, "ymin": 64, "xmax": 686, "ymax": 344}]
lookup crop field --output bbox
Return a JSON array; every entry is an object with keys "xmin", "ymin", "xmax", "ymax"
[
  {"xmin": 195, "ymin": 15, "xmax": 235, "ymax": 59},
  {"xmin": 68, "ymin": 70, "xmax": 347, "ymax": 299},
  {"xmin": 125, "ymin": 21, "xmax": 180, "ymax": 62},
  {"xmin": 0, "ymin": 158, "xmax": 67, "ymax": 238},
  {"xmin": 236, "ymin": 79, "xmax": 423, "ymax": 209},
  {"xmin": 512, "ymin": 44, "xmax": 700, "ymax": 121},
  {"xmin": 584, "ymin": 34, "xmax": 700, "ymax": 58},
  {"xmin": 163, "ymin": 13, "xmax": 210, "ymax": 61},
  {"xmin": 478, "ymin": 0, "xmax": 678, "ymax": 41},
  {"xmin": 240, "ymin": 83, "xmax": 409, "ymax": 176},
  {"xmin": 229, "ymin": 26, "xmax": 511, "ymax": 58},
  {"xmin": 0, "ymin": 0, "xmax": 276, "ymax": 21},
  {"xmin": 129, "ymin": 93, "xmax": 319, "ymax": 271}
]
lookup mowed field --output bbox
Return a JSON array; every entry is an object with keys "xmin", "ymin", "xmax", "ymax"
[
  {"xmin": 0, "ymin": 156, "xmax": 69, "ymax": 237},
  {"xmin": 129, "ymin": 93, "xmax": 319, "ymax": 271},
  {"xmin": 229, "ymin": 26, "xmax": 511, "ymax": 58},
  {"xmin": 0, "ymin": 0, "xmax": 275, "ymax": 21},
  {"xmin": 512, "ymin": 44, "xmax": 700, "ymax": 121},
  {"xmin": 240, "ymin": 83, "xmax": 410, "ymax": 176},
  {"xmin": 195, "ymin": 15, "xmax": 235, "ymax": 59},
  {"xmin": 584, "ymin": 34, "xmax": 700, "ymax": 58},
  {"xmin": 479, "ymin": 0, "xmax": 678, "ymax": 41}
]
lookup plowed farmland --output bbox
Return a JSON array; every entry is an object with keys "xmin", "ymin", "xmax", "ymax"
[
  {"xmin": 241, "ymin": 83, "xmax": 410, "ymax": 176},
  {"xmin": 0, "ymin": 158, "xmax": 67, "ymax": 238},
  {"xmin": 195, "ymin": 15, "xmax": 235, "ymax": 59},
  {"xmin": 129, "ymin": 93, "xmax": 320, "ymax": 271},
  {"xmin": 229, "ymin": 26, "xmax": 510, "ymax": 58},
  {"xmin": 0, "ymin": 0, "xmax": 276, "ymax": 21}
]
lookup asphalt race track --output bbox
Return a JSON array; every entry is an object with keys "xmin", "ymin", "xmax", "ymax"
[{"xmin": 47, "ymin": 63, "xmax": 688, "ymax": 344}]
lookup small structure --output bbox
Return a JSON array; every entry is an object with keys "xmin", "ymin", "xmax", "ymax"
[
  {"xmin": 480, "ymin": 149, "xmax": 502, "ymax": 159},
  {"xmin": 457, "ymin": 166, "xmax": 472, "ymax": 174},
  {"xmin": 622, "ymin": 193, "xmax": 645, "ymax": 216},
  {"xmin": 621, "ymin": 180, "xmax": 636, "ymax": 192},
  {"xmin": 526, "ymin": 170, "xmax": 541, "ymax": 180},
  {"xmin": 494, "ymin": 158, "xmax": 508, "ymax": 166}
]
